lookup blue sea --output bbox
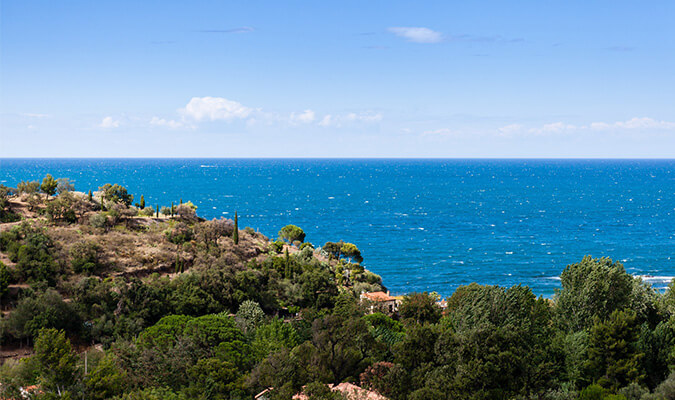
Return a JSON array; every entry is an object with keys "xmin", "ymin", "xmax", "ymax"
[{"xmin": 1, "ymin": 158, "xmax": 673, "ymax": 297}]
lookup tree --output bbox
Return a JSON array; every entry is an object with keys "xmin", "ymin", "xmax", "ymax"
[
  {"xmin": 235, "ymin": 300, "xmax": 265, "ymax": 334},
  {"xmin": 0, "ymin": 261, "xmax": 9, "ymax": 301},
  {"xmin": 555, "ymin": 256, "xmax": 634, "ymax": 332},
  {"xmin": 84, "ymin": 355, "xmax": 127, "ymax": 400},
  {"xmin": 34, "ymin": 328, "xmax": 78, "ymax": 396},
  {"xmin": 139, "ymin": 195, "xmax": 145, "ymax": 209},
  {"xmin": 17, "ymin": 180, "xmax": 40, "ymax": 194},
  {"xmin": 399, "ymin": 292, "xmax": 442, "ymax": 324},
  {"xmin": 175, "ymin": 202, "xmax": 198, "ymax": 222},
  {"xmin": 99, "ymin": 183, "xmax": 133, "ymax": 206},
  {"xmin": 233, "ymin": 211, "xmax": 239, "ymax": 245},
  {"xmin": 41, "ymin": 174, "xmax": 58, "ymax": 198},
  {"xmin": 88, "ymin": 189, "xmax": 93, "ymax": 202},
  {"xmin": 340, "ymin": 242, "xmax": 363, "ymax": 264},
  {"xmin": 279, "ymin": 225, "xmax": 306, "ymax": 245},
  {"xmin": 56, "ymin": 178, "xmax": 74, "ymax": 195},
  {"xmin": 585, "ymin": 310, "xmax": 644, "ymax": 390}
]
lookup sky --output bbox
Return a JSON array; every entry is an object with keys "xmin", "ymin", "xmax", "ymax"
[{"xmin": 1, "ymin": 1, "xmax": 674, "ymax": 158}]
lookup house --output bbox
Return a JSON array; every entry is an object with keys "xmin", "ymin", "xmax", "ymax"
[
  {"xmin": 293, "ymin": 382, "xmax": 388, "ymax": 400},
  {"xmin": 360, "ymin": 291, "xmax": 399, "ymax": 314},
  {"xmin": 254, "ymin": 388, "xmax": 273, "ymax": 400}
]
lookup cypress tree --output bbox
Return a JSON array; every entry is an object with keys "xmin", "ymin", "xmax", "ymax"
[
  {"xmin": 88, "ymin": 190, "xmax": 93, "ymax": 202},
  {"xmin": 171, "ymin": 202, "xmax": 174, "ymax": 217},
  {"xmin": 180, "ymin": 198, "xmax": 183, "ymax": 205},
  {"xmin": 233, "ymin": 211, "xmax": 239, "ymax": 245},
  {"xmin": 284, "ymin": 248, "xmax": 291, "ymax": 279},
  {"xmin": 139, "ymin": 195, "xmax": 145, "ymax": 209},
  {"xmin": 156, "ymin": 205, "xmax": 159, "ymax": 218},
  {"xmin": 175, "ymin": 254, "xmax": 180, "ymax": 273}
]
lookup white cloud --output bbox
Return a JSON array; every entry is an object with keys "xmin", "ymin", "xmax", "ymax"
[
  {"xmin": 21, "ymin": 113, "xmax": 51, "ymax": 119},
  {"xmin": 423, "ymin": 128, "xmax": 456, "ymax": 136},
  {"xmin": 318, "ymin": 112, "xmax": 383, "ymax": 127},
  {"xmin": 99, "ymin": 116, "xmax": 120, "ymax": 128},
  {"xmin": 181, "ymin": 96, "xmax": 253, "ymax": 121},
  {"xmin": 498, "ymin": 124, "xmax": 523, "ymax": 135},
  {"xmin": 289, "ymin": 109, "xmax": 316, "ymax": 124},
  {"xmin": 346, "ymin": 112, "xmax": 383, "ymax": 122},
  {"xmin": 529, "ymin": 122, "xmax": 577, "ymax": 134},
  {"xmin": 589, "ymin": 117, "xmax": 675, "ymax": 131},
  {"xmin": 388, "ymin": 27, "xmax": 442, "ymax": 43},
  {"xmin": 319, "ymin": 115, "xmax": 333, "ymax": 127},
  {"xmin": 150, "ymin": 117, "xmax": 186, "ymax": 129}
]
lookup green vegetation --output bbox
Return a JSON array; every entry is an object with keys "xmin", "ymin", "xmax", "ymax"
[{"xmin": 0, "ymin": 176, "xmax": 673, "ymax": 400}]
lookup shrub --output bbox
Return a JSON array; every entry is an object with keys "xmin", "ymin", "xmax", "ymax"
[{"xmin": 89, "ymin": 213, "xmax": 108, "ymax": 229}]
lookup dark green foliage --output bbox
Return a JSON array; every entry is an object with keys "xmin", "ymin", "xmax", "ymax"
[
  {"xmin": 3, "ymin": 225, "xmax": 59, "ymax": 284},
  {"xmin": 233, "ymin": 211, "xmax": 239, "ymax": 245},
  {"xmin": 88, "ymin": 189, "xmax": 93, "ymax": 201},
  {"xmin": 156, "ymin": 204, "xmax": 159, "ymax": 217},
  {"xmin": 555, "ymin": 256, "xmax": 634, "ymax": 332},
  {"xmin": 579, "ymin": 384, "xmax": 606, "ymax": 400},
  {"xmin": 0, "ymin": 185, "xmax": 20, "ymax": 223},
  {"xmin": 70, "ymin": 240, "xmax": 102, "ymax": 274},
  {"xmin": 41, "ymin": 174, "xmax": 58, "ymax": 197},
  {"xmin": 4, "ymin": 289, "xmax": 81, "ymax": 341},
  {"xmin": 585, "ymin": 310, "xmax": 644, "ymax": 390},
  {"xmin": 84, "ymin": 355, "xmax": 128, "ymax": 400},
  {"xmin": 279, "ymin": 224, "xmax": 306, "ymax": 245},
  {"xmin": 34, "ymin": 328, "xmax": 78, "ymax": 395},
  {"xmin": 0, "ymin": 261, "xmax": 9, "ymax": 299},
  {"xmin": 399, "ymin": 292, "xmax": 441, "ymax": 324},
  {"xmin": 100, "ymin": 183, "xmax": 133, "ymax": 206},
  {"xmin": 139, "ymin": 195, "xmax": 145, "ymax": 209}
]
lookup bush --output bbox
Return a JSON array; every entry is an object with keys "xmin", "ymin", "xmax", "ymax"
[
  {"xmin": 89, "ymin": 213, "xmax": 108, "ymax": 229},
  {"xmin": 70, "ymin": 240, "xmax": 102, "ymax": 274}
]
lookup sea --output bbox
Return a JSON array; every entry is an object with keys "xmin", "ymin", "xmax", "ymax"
[{"xmin": 1, "ymin": 158, "xmax": 673, "ymax": 298}]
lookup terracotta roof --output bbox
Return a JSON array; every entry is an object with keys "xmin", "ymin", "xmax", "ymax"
[{"xmin": 361, "ymin": 291, "xmax": 396, "ymax": 302}]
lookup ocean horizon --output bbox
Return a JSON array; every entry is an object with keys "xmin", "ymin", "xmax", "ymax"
[{"xmin": 2, "ymin": 157, "xmax": 673, "ymax": 298}]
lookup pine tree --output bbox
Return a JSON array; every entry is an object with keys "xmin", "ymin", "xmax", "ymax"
[
  {"xmin": 233, "ymin": 211, "xmax": 239, "ymax": 245},
  {"xmin": 139, "ymin": 195, "xmax": 145, "ymax": 209}
]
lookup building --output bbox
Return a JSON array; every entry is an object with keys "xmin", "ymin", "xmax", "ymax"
[
  {"xmin": 293, "ymin": 383, "xmax": 388, "ymax": 400},
  {"xmin": 360, "ymin": 291, "xmax": 399, "ymax": 314}
]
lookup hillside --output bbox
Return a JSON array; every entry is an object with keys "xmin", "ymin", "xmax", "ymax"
[{"xmin": 0, "ymin": 177, "xmax": 674, "ymax": 400}]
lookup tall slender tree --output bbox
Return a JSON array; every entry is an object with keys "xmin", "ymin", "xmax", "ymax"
[
  {"xmin": 233, "ymin": 211, "xmax": 239, "ymax": 245},
  {"xmin": 139, "ymin": 195, "xmax": 145, "ymax": 209}
]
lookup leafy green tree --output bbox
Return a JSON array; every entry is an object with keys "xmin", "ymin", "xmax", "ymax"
[
  {"xmin": 84, "ymin": 355, "xmax": 127, "ymax": 400},
  {"xmin": 252, "ymin": 318, "xmax": 300, "ymax": 360},
  {"xmin": 41, "ymin": 174, "xmax": 58, "ymax": 197},
  {"xmin": 279, "ymin": 224, "xmax": 306, "ymax": 245},
  {"xmin": 555, "ymin": 256, "xmax": 633, "ymax": 332},
  {"xmin": 233, "ymin": 211, "xmax": 239, "ymax": 245},
  {"xmin": 235, "ymin": 300, "xmax": 265, "ymax": 334},
  {"xmin": 17, "ymin": 180, "xmax": 40, "ymax": 194},
  {"xmin": 585, "ymin": 310, "xmax": 644, "ymax": 390},
  {"xmin": 99, "ymin": 183, "xmax": 133, "ymax": 206},
  {"xmin": 579, "ymin": 384, "xmax": 606, "ymax": 400},
  {"xmin": 340, "ymin": 242, "xmax": 363, "ymax": 264},
  {"xmin": 34, "ymin": 328, "xmax": 78, "ymax": 396},
  {"xmin": 399, "ymin": 292, "xmax": 441, "ymax": 324},
  {"xmin": 0, "ymin": 261, "xmax": 9, "ymax": 300},
  {"xmin": 70, "ymin": 240, "xmax": 102, "ymax": 274}
]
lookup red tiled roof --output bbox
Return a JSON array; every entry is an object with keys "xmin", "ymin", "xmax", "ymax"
[{"xmin": 361, "ymin": 291, "xmax": 396, "ymax": 302}]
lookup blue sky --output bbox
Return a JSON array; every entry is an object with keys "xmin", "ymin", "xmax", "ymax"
[{"xmin": 1, "ymin": 1, "xmax": 674, "ymax": 157}]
